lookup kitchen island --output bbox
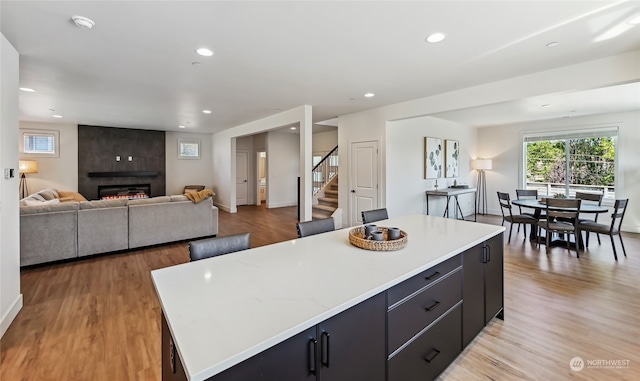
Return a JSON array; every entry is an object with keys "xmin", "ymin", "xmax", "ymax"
[{"xmin": 152, "ymin": 214, "xmax": 505, "ymax": 381}]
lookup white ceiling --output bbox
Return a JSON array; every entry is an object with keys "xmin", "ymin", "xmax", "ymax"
[{"xmin": 1, "ymin": 1, "xmax": 639, "ymax": 133}]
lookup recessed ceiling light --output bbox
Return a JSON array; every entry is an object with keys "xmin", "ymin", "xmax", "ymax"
[
  {"xmin": 202, "ymin": 110, "xmax": 212, "ymax": 114},
  {"xmin": 196, "ymin": 48, "xmax": 214, "ymax": 57},
  {"xmin": 364, "ymin": 93, "xmax": 375, "ymax": 98},
  {"xmin": 19, "ymin": 87, "xmax": 36, "ymax": 92},
  {"xmin": 290, "ymin": 127, "xmax": 297, "ymax": 130},
  {"xmin": 71, "ymin": 15, "xmax": 95, "ymax": 29},
  {"xmin": 426, "ymin": 32, "xmax": 446, "ymax": 43},
  {"xmin": 179, "ymin": 125, "xmax": 186, "ymax": 129},
  {"xmin": 52, "ymin": 114, "xmax": 63, "ymax": 118},
  {"xmin": 546, "ymin": 41, "xmax": 559, "ymax": 48},
  {"xmin": 627, "ymin": 14, "xmax": 640, "ymax": 25}
]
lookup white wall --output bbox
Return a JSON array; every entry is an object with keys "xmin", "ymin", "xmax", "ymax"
[
  {"xmin": 338, "ymin": 50, "xmax": 640, "ymax": 227},
  {"xmin": 165, "ymin": 131, "xmax": 214, "ymax": 196},
  {"xmin": 18, "ymin": 121, "xmax": 78, "ymax": 193},
  {"xmin": 477, "ymin": 111, "xmax": 640, "ymax": 233},
  {"xmin": 266, "ymin": 131, "xmax": 300, "ymax": 208},
  {"xmin": 1, "ymin": 33, "xmax": 22, "ymax": 338},
  {"xmin": 312, "ymin": 129, "xmax": 338, "ymax": 153},
  {"xmin": 387, "ymin": 116, "xmax": 477, "ymax": 218}
]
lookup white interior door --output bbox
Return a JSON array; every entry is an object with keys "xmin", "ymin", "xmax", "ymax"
[
  {"xmin": 350, "ymin": 141, "xmax": 378, "ymax": 225},
  {"xmin": 236, "ymin": 151, "xmax": 249, "ymax": 206}
]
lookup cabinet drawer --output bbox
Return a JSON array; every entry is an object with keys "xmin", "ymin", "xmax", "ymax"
[
  {"xmin": 388, "ymin": 304, "xmax": 462, "ymax": 381},
  {"xmin": 388, "ymin": 254, "xmax": 461, "ymax": 307},
  {"xmin": 388, "ymin": 269, "xmax": 462, "ymax": 354}
]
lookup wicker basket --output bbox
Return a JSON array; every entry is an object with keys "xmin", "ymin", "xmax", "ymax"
[{"xmin": 348, "ymin": 226, "xmax": 408, "ymax": 251}]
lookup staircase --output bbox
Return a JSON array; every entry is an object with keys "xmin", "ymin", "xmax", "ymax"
[{"xmin": 312, "ymin": 177, "xmax": 339, "ymax": 219}]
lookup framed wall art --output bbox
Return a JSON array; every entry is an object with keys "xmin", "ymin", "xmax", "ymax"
[
  {"xmin": 445, "ymin": 139, "xmax": 459, "ymax": 178},
  {"xmin": 424, "ymin": 137, "xmax": 442, "ymax": 179}
]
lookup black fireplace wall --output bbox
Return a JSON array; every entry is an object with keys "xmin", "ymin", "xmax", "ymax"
[{"xmin": 78, "ymin": 125, "xmax": 166, "ymax": 200}]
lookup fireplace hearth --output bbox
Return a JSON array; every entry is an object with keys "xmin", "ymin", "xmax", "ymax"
[{"xmin": 98, "ymin": 184, "xmax": 150, "ymax": 200}]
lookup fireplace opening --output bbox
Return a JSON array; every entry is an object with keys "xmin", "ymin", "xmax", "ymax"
[{"xmin": 98, "ymin": 184, "xmax": 150, "ymax": 200}]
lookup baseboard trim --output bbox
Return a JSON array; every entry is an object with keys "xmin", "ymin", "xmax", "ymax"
[
  {"xmin": 214, "ymin": 202, "xmax": 231, "ymax": 213},
  {"xmin": 0, "ymin": 293, "xmax": 23, "ymax": 339},
  {"xmin": 267, "ymin": 201, "xmax": 298, "ymax": 208}
]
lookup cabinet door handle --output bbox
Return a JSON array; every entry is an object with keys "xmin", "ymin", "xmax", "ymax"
[
  {"xmin": 482, "ymin": 246, "xmax": 488, "ymax": 264},
  {"xmin": 487, "ymin": 245, "xmax": 491, "ymax": 262},
  {"xmin": 424, "ymin": 348, "xmax": 441, "ymax": 363},
  {"xmin": 425, "ymin": 300, "xmax": 441, "ymax": 312},
  {"xmin": 425, "ymin": 271, "xmax": 441, "ymax": 281},
  {"xmin": 321, "ymin": 331, "xmax": 330, "ymax": 367},
  {"xmin": 169, "ymin": 337, "xmax": 176, "ymax": 374},
  {"xmin": 309, "ymin": 338, "xmax": 317, "ymax": 375}
]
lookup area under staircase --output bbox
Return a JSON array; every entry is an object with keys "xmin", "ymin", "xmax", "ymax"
[{"xmin": 311, "ymin": 145, "xmax": 338, "ymax": 219}]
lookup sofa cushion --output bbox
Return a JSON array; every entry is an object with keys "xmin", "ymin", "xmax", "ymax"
[
  {"xmin": 170, "ymin": 195, "xmax": 189, "ymax": 202},
  {"xmin": 20, "ymin": 201, "xmax": 79, "ymax": 215},
  {"xmin": 79, "ymin": 199, "xmax": 129, "ymax": 209},
  {"xmin": 127, "ymin": 196, "xmax": 171, "ymax": 206}
]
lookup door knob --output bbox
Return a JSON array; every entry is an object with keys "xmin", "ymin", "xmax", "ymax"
[{"xmin": 350, "ymin": 189, "xmax": 355, "ymax": 193}]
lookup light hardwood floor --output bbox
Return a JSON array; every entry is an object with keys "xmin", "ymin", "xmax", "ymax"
[{"xmin": 1, "ymin": 206, "xmax": 638, "ymax": 380}]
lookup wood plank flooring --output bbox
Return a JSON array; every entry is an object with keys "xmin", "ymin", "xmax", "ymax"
[{"xmin": 1, "ymin": 206, "xmax": 638, "ymax": 380}]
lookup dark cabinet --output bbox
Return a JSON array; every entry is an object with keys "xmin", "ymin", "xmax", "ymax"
[
  {"xmin": 388, "ymin": 305, "xmax": 462, "ymax": 381},
  {"xmin": 161, "ymin": 292, "xmax": 387, "ymax": 381},
  {"xmin": 462, "ymin": 232, "xmax": 504, "ymax": 348}
]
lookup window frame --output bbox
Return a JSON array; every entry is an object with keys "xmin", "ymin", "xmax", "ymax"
[
  {"xmin": 521, "ymin": 126, "xmax": 618, "ymax": 205},
  {"xmin": 178, "ymin": 138, "xmax": 201, "ymax": 160},
  {"xmin": 19, "ymin": 129, "xmax": 60, "ymax": 158}
]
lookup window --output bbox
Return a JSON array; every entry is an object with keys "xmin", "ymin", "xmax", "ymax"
[
  {"xmin": 523, "ymin": 128, "xmax": 617, "ymax": 201},
  {"xmin": 20, "ymin": 129, "xmax": 60, "ymax": 157},
  {"xmin": 178, "ymin": 139, "xmax": 201, "ymax": 159}
]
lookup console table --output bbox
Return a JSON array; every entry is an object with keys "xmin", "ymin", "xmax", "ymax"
[
  {"xmin": 152, "ymin": 214, "xmax": 504, "ymax": 381},
  {"xmin": 425, "ymin": 187, "xmax": 477, "ymax": 222}
]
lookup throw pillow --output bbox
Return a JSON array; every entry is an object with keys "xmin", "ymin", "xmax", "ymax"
[
  {"xmin": 38, "ymin": 189, "xmax": 59, "ymax": 200},
  {"xmin": 23, "ymin": 198, "xmax": 60, "ymax": 206},
  {"xmin": 57, "ymin": 190, "xmax": 88, "ymax": 202}
]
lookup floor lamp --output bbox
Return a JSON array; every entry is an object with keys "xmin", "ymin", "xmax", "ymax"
[
  {"xmin": 472, "ymin": 159, "xmax": 492, "ymax": 215},
  {"xmin": 19, "ymin": 160, "xmax": 38, "ymax": 199}
]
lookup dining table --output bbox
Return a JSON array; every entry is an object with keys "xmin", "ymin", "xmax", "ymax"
[{"xmin": 511, "ymin": 198, "xmax": 608, "ymax": 247}]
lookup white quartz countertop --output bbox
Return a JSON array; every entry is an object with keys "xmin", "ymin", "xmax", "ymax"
[{"xmin": 151, "ymin": 214, "xmax": 505, "ymax": 381}]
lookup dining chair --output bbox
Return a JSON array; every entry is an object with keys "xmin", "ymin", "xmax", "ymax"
[
  {"xmin": 574, "ymin": 191, "xmax": 604, "ymax": 246},
  {"xmin": 497, "ymin": 192, "xmax": 537, "ymax": 242},
  {"xmin": 297, "ymin": 217, "xmax": 335, "ymax": 238},
  {"xmin": 189, "ymin": 232, "xmax": 251, "ymax": 261},
  {"xmin": 361, "ymin": 208, "xmax": 389, "ymax": 224},
  {"xmin": 577, "ymin": 199, "xmax": 628, "ymax": 260},
  {"xmin": 515, "ymin": 189, "xmax": 543, "ymax": 232},
  {"xmin": 536, "ymin": 198, "xmax": 581, "ymax": 256},
  {"xmin": 183, "ymin": 185, "xmax": 205, "ymax": 194}
]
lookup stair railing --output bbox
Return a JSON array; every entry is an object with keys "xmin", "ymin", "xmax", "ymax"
[{"xmin": 312, "ymin": 145, "xmax": 338, "ymax": 196}]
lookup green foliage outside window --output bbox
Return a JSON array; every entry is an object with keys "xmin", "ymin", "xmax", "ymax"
[{"xmin": 526, "ymin": 137, "xmax": 615, "ymax": 187}]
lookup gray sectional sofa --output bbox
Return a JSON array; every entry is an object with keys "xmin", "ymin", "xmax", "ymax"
[{"xmin": 20, "ymin": 193, "xmax": 218, "ymax": 267}]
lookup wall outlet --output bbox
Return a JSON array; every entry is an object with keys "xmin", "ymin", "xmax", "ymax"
[
  {"xmin": 116, "ymin": 156, "xmax": 120, "ymax": 161},
  {"xmin": 128, "ymin": 156, "xmax": 132, "ymax": 161}
]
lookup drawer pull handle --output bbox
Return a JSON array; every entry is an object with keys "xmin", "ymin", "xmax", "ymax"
[
  {"xmin": 425, "ymin": 301, "xmax": 441, "ymax": 311},
  {"xmin": 424, "ymin": 349, "xmax": 441, "ymax": 363},
  {"xmin": 321, "ymin": 331, "xmax": 330, "ymax": 367},
  {"xmin": 309, "ymin": 338, "xmax": 317, "ymax": 375},
  {"xmin": 425, "ymin": 271, "xmax": 441, "ymax": 281}
]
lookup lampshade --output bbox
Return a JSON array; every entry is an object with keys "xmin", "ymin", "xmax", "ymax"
[
  {"xmin": 19, "ymin": 160, "xmax": 38, "ymax": 174},
  {"xmin": 472, "ymin": 159, "xmax": 492, "ymax": 171}
]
